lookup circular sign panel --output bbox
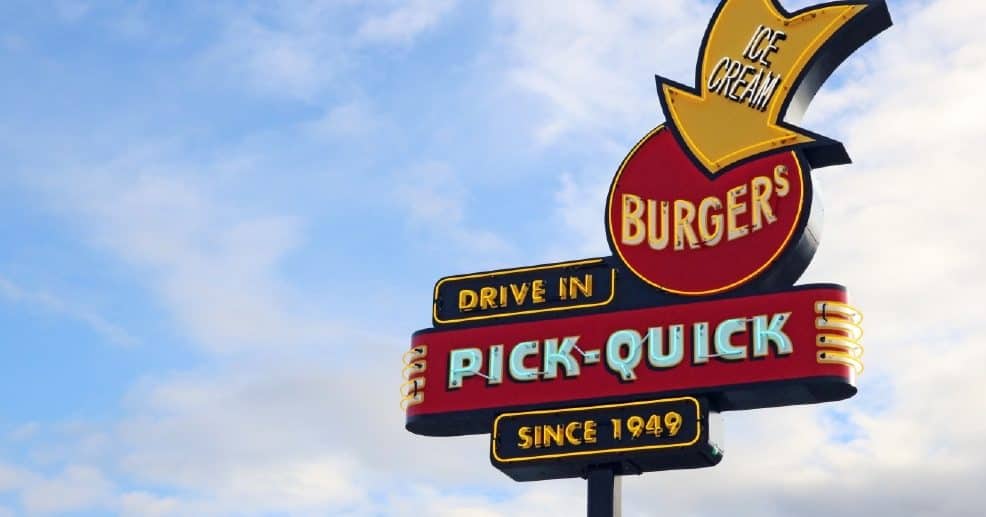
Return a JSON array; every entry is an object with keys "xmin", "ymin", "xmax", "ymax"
[{"xmin": 606, "ymin": 126, "xmax": 808, "ymax": 296}]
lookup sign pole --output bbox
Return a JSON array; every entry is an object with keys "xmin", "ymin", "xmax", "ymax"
[{"xmin": 586, "ymin": 466, "xmax": 621, "ymax": 517}]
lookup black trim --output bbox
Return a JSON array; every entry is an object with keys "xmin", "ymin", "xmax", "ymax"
[
  {"xmin": 490, "ymin": 398, "xmax": 722, "ymax": 482},
  {"xmin": 432, "ymin": 259, "xmax": 615, "ymax": 327}
]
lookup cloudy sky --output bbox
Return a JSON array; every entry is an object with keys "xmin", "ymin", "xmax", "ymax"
[{"xmin": 0, "ymin": 0, "xmax": 983, "ymax": 515}]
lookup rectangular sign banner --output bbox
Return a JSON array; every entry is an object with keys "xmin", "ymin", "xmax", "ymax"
[
  {"xmin": 404, "ymin": 284, "xmax": 862, "ymax": 436},
  {"xmin": 433, "ymin": 259, "xmax": 616, "ymax": 326},
  {"xmin": 491, "ymin": 397, "xmax": 722, "ymax": 482}
]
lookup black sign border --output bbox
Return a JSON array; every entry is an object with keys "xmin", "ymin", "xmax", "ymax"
[
  {"xmin": 432, "ymin": 258, "xmax": 617, "ymax": 326},
  {"xmin": 491, "ymin": 396, "xmax": 702, "ymax": 464}
]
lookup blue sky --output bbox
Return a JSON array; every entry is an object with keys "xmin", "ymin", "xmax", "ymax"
[{"xmin": 1, "ymin": 0, "xmax": 984, "ymax": 515}]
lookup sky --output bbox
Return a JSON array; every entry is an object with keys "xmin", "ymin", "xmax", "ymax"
[{"xmin": 0, "ymin": 0, "xmax": 984, "ymax": 515}]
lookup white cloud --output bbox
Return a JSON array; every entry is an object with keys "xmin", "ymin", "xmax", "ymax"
[
  {"xmin": 541, "ymin": 172, "xmax": 610, "ymax": 260},
  {"xmin": 801, "ymin": 0, "xmax": 986, "ymax": 333},
  {"xmin": 0, "ymin": 275, "xmax": 138, "ymax": 347},
  {"xmin": 32, "ymin": 145, "xmax": 350, "ymax": 354},
  {"xmin": 392, "ymin": 161, "xmax": 513, "ymax": 263},
  {"xmin": 53, "ymin": 0, "xmax": 91, "ymax": 23},
  {"xmin": 357, "ymin": 0, "xmax": 459, "ymax": 45},
  {"xmin": 200, "ymin": 2, "xmax": 349, "ymax": 100},
  {"xmin": 117, "ymin": 492, "xmax": 180, "ymax": 517},
  {"xmin": 92, "ymin": 360, "xmax": 501, "ymax": 515},
  {"xmin": 200, "ymin": 0, "xmax": 460, "ymax": 100},
  {"xmin": 492, "ymin": 0, "xmax": 712, "ymax": 145},
  {"xmin": 309, "ymin": 101, "xmax": 382, "ymax": 139},
  {"xmin": 7, "ymin": 422, "xmax": 40, "ymax": 442},
  {"xmin": 0, "ymin": 464, "xmax": 115, "ymax": 515},
  {"xmin": 0, "ymin": 464, "xmax": 25, "ymax": 493}
]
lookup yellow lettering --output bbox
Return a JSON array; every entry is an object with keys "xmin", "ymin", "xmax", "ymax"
[
  {"xmin": 570, "ymin": 275, "xmax": 592, "ymax": 299},
  {"xmin": 479, "ymin": 287, "xmax": 498, "ymax": 310},
  {"xmin": 564, "ymin": 421, "xmax": 582, "ymax": 446},
  {"xmin": 532, "ymin": 280, "xmax": 546, "ymax": 304},
  {"xmin": 621, "ymin": 194, "xmax": 645, "ymax": 245},
  {"xmin": 698, "ymin": 196, "xmax": 724, "ymax": 246},
  {"xmin": 458, "ymin": 289, "xmax": 478, "ymax": 311},
  {"xmin": 727, "ymin": 184, "xmax": 749, "ymax": 241},
  {"xmin": 773, "ymin": 164, "xmax": 790, "ymax": 197},
  {"xmin": 518, "ymin": 426, "xmax": 533, "ymax": 449},
  {"xmin": 673, "ymin": 200, "xmax": 700, "ymax": 250},
  {"xmin": 618, "ymin": 170, "xmax": 791, "ymax": 251},
  {"xmin": 646, "ymin": 199, "xmax": 670, "ymax": 250},
  {"xmin": 534, "ymin": 425, "xmax": 542, "ymax": 448},
  {"xmin": 751, "ymin": 175, "xmax": 777, "ymax": 231},
  {"xmin": 543, "ymin": 425, "xmax": 564, "ymax": 447},
  {"xmin": 584, "ymin": 420, "xmax": 597, "ymax": 443},
  {"xmin": 509, "ymin": 283, "xmax": 529, "ymax": 305}
]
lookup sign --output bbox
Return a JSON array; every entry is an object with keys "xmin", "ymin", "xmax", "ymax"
[
  {"xmin": 492, "ymin": 397, "xmax": 723, "ymax": 482},
  {"xmin": 433, "ymin": 259, "xmax": 616, "ymax": 325},
  {"xmin": 607, "ymin": 131, "xmax": 811, "ymax": 295},
  {"xmin": 405, "ymin": 285, "xmax": 861, "ymax": 436},
  {"xmin": 404, "ymin": 0, "xmax": 891, "ymax": 489}
]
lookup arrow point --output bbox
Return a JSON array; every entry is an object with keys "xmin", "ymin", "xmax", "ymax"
[
  {"xmin": 772, "ymin": 126, "xmax": 815, "ymax": 149},
  {"xmin": 655, "ymin": 76, "xmax": 701, "ymax": 106},
  {"xmin": 652, "ymin": 0, "xmax": 886, "ymax": 174}
]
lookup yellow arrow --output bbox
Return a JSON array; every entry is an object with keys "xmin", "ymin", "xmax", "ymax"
[{"xmin": 659, "ymin": 0, "xmax": 871, "ymax": 174}]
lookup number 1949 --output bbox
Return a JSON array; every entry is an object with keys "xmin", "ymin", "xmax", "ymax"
[{"xmin": 611, "ymin": 411, "xmax": 683, "ymax": 440}]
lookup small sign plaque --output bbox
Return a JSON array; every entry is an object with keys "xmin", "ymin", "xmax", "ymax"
[
  {"xmin": 433, "ymin": 259, "xmax": 616, "ymax": 326},
  {"xmin": 491, "ymin": 397, "xmax": 723, "ymax": 482}
]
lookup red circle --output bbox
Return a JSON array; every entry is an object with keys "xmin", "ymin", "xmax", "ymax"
[{"xmin": 607, "ymin": 127, "xmax": 805, "ymax": 295}]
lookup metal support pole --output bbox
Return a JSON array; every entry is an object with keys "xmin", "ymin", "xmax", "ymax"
[{"xmin": 586, "ymin": 466, "xmax": 621, "ymax": 517}]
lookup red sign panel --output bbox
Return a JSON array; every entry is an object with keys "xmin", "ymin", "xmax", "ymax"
[
  {"xmin": 607, "ymin": 128, "xmax": 807, "ymax": 295},
  {"xmin": 405, "ymin": 285, "xmax": 862, "ymax": 436}
]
